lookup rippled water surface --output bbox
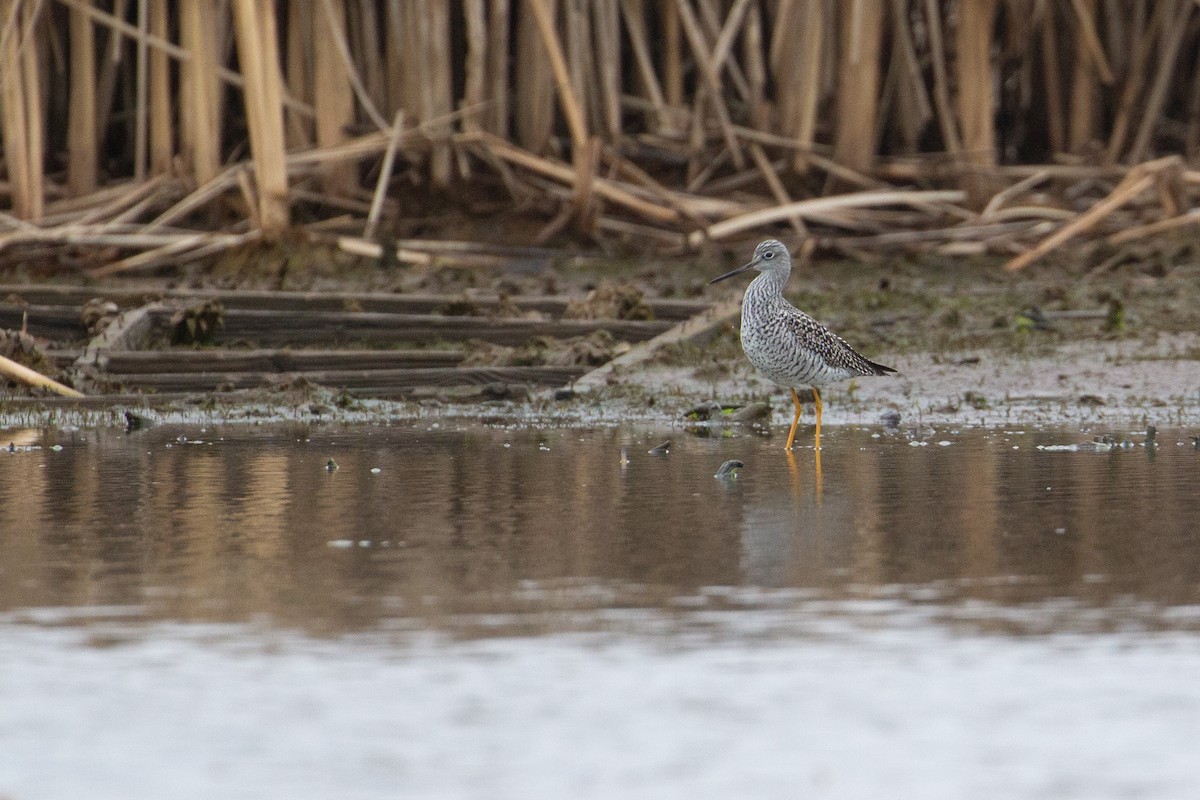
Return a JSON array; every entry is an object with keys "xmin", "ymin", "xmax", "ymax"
[{"xmin": 3, "ymin": 421, "xmax": 1199, "ymax": 799}]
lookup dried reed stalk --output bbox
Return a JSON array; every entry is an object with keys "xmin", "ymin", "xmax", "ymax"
[
  {"xmin": 956, "ymin": 0, "xmax": 997, "ymax": 167},
  {"xmin": 618, "ymin": 0, "xmax": 670, "ymax": 133},
  {"xmin": 231, "ymin": 0, "xmax": 291, "ymax": 234},
  {"xmin": 885, "ymin": 0, "xmax": 932, "ymax": 153},
  {"xmin": 661, "ymin": 0, "xmax": 683, "ymax": 110},
  {"xmin": 1039, "ymin": 4, "xmax": 1065, "ymax": 154},
  {"xmin": 832, "ymin": 0, "xmax": 884, "ymax": 176},
  {"xmin": 515, "ymin": 0, "xmax": 556, "ymax": 154},
  {"xmin": 690, "ymin": 189, "xmax": 968, "ymax": 246},
  {"xmin": 673, "ymin": 0, "xmax": 744, "ymax": 169},
  {"xmin": 314, "ymin": 0, "xmax": 357, "ymax": 194},
  {"xmin": 487, "ymin": 0, "xmax": 511, "ymax": 137},
  {"xmin": 1102, "ymin": 0, "xmax": 1163, "ymax": 164},
  {"xmin": 922, "ymin": 0, "xmax": 960, "ymax": 155},
  {"xmin": 525, "ymin": 0, "xmax": 595, "ymax": 222},
  {"xmin": 1126, "ymin": 1, "xmax": 1191, "ymax": 163},
  {"xmin": 148, "ymin": 0, "xmax": 173, "ymax": 174},
  {"xmin": 0, "ymin": 353, "xmax": 84, "ymax": 398},
  {"xmin": 285, "ymin": 3, "xmax": 315, "ymax": 148},
  {"xmin": 1069, "ymin": 0, "xmax": 1115, "ymax": 84},
  {"xmin": 426, "ymin": 0, "xmax": 455, "ymax": 184},
  {"xmin": 365, "ymin": 111, "xmax": 406, "ymax": 239},
  {"xmin": 467, "ymin": 132, "xmax": 680, "ymax": 224},
  {"xmin": 741, "ymin": 0, "xmax": 766, "ymax": 127},
  {"xmin": 90, "ymin": 0, "xmax": 125, "ymax": 149},
  {"xmin": 748, "ymin": 143, "xmax": 807, "ymax": 237},
  {"xmin": 593, "ymin": 0, "xmax": 622, "ymax": 139},
  {"xmin": 2, "ymin": 0, "xmax": 1200, "ymax": 266},
  {"xmin": 1067, "ymin": 0, "xmax": 1100, "ymax": 153},
  {"xmin": 351, "ymin": 0, "xmax": 385, "ymax": 113},
  {"xmin": 0, "ymin": 0, "xmax": 44, "ymax": 220},
  {"xmin": 1107, "ymin": 208, "xmax": 1200, "ymax": 246},
  {"xmin": 772, "ymin": 0, "xmax": 824, "ymax": 173},
  {"xmin": 89, "ymin": 230, "xmax": 263, "ymax": 277},
  {"xmin": 463, "ymin": 0, "xmax": 487, "ymax": 133},
  {"xmin": 317, "ymin": 0, "xmax": 387, "ymax": 130},
  {"xmin": 1004, "ymin": 164, "xmax": 1160, "ymax": 272},
  {"xmin": 133, "ymin": 0, "xmax": 149, "ymax": 181},
  {"xmin": 180, "ymin": 0, "xmax": 222, "ymax": 184},
  {"xmin": 67, "ymin": 0, "xmax": 97, "ymax": 194}
]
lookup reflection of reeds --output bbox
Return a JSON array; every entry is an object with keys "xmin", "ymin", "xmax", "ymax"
[
  {"xmin": 4, "ymin": 3, "xmax": 1200, "ymax": 269},
  {"xmin": 4, "ymin": 428, "xmax": 1199, "ymax": 630}
]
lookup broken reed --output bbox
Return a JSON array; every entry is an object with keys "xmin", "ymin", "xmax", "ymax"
[{"xmin": 4, "ymin": 1, "xmax": 1200, "ymax": 244}]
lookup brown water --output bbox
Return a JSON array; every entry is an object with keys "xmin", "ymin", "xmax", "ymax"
[
  {"xmin": 4, "ymin": 422, "xmax": 1200, "ymax": 800},
  {"xmin": 2, "ymin": 421, "xmax": 1197, "ymax": 634}
]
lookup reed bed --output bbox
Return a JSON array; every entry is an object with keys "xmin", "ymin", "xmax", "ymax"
[{"xmin": 3, "ymin": 1, "xmax": 1200, "ymax": 275}]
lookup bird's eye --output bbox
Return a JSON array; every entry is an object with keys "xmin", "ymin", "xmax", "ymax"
[{"xmin": 763, "ymin": 251, "xmax": 774, "ymax": 259}]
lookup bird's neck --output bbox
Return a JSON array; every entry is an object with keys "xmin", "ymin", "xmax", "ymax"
[{"xmin": 744, "ymin": 268, "xmax": 789, "ymax": 309}]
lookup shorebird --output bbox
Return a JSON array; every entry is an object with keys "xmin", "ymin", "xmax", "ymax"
[{"xmin": 709, "ymin": 239, "xmax": 896, "ymax": 450}]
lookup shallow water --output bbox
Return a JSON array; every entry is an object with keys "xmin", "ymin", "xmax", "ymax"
[
  {"xmin": 3, "ymin": 421, "xmax": 1200, "ymax": 799},
  {"xmin": 3, "ymin": 422, "xmax": 1197, "ymax": 631}
]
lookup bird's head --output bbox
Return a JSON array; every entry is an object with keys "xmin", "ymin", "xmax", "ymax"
[{"xmin": 709, "ymin": 239, "xmax": 792, "ymax": 285}]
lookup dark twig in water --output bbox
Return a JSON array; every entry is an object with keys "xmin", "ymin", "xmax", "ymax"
[{"xmin": 714, "ymin": 460, "xmax": 744, "ymax": 479}]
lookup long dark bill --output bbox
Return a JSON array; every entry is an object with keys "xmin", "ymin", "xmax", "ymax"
[{"xmin": 708, "ymin": 259, "xmax": 757, "ymax": 285}]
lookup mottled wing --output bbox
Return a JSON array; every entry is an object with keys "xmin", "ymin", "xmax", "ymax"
[{"xmin": 780, "ymin": 311, "xmax": 895, "ymax": 377}]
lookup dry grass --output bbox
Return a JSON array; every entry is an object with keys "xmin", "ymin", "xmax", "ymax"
[{"xmin": 2, "ymin": 2, "xmax": 1200, "ymax": 273}]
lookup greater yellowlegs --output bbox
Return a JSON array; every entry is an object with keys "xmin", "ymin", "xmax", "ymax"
[{"xmin": 709, "ymin": 239, "xmax": 896, "ymax": 450}]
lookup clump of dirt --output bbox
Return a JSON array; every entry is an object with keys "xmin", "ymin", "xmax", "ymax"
[
  {"xmin": 0, "ymin": 328, "xmax": 55, "ymax": 376},
  {"xmin": 435, "ymin": 292, "xmax": 540, "ymax": 319},
  {"xmin": 81, "ymin": 298, "xmax": 120, "ymax": 335},
  {"xmin": 563, "ymin": 282, "xmax": 653, "ymax": 321},
  {"xmin": 435, "ymin": 295, "xmax": 480, "ymax": 316},
  {"xmin": 207, "ymin": 235, "xmax": 380, "ymax": 291},
  {"xmin": 464, "ymin": 330, "xmax": 624, "ymax": 368},
  {"xmin": 171, "ymin": 300, "xmax": 225, "ymax": 345}
]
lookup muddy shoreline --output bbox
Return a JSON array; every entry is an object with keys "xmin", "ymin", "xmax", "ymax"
[{"xmin": 3, "ymin": 244, "xmax": 1199, "ymax": 432}]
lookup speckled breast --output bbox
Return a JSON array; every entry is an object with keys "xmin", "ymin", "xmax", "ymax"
[{"xmin": 741, "ymin": 321, "xmax": 853, "ymax": 388}]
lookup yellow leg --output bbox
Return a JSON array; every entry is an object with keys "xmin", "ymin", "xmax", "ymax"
[
  {"xmin": 784, "ymin": 388, "xmax": 803, "ymax": 450},
  {"xmin": 813, "ymin": 387, "xmax": 823, "ymax": 451}
]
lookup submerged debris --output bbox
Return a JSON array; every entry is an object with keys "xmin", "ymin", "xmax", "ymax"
[
  {"xmin": 714, "ymin": 460, "xmax": 744, "ymax": 479},
  {"xmin": 684, "ymin": 401, "xmax": 771, "ymax": 424},
  {"xmin": 123, "ymin": 411, "xmax": 154, "ymax": 432},
  {"xmin": 684, "ymin": 401, "xmax": 725, "ymax": 421},
  {"xmin": 728, "ymin": 402, "xmax": 771, "ymax": 423}
]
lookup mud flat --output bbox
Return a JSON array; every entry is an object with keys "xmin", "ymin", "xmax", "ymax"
[{"xmin": 3, "ymin": 248, "xmax": 1200, "ymax": 433}]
